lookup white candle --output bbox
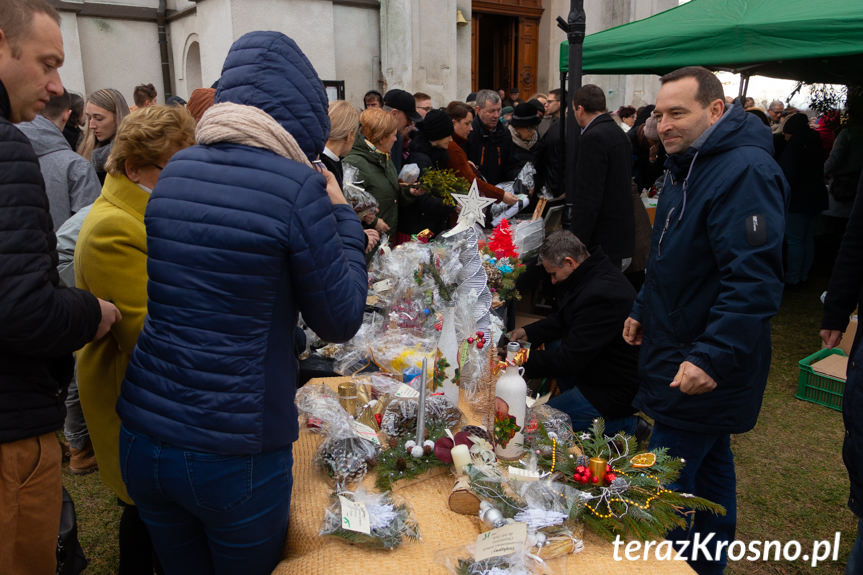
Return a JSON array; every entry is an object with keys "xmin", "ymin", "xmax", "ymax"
[{"xmin": 451, "ymin": 443, "xmax": 471, "ymax": 474}]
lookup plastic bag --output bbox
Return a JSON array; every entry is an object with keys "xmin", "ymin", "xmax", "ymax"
[
  {"xmin": 343, "ymin": 163, "xmax": 379, "ymax": 218},
  {"xmin": 295, "ymin": 383, "xmax": 381, "ymax": 485},
  {"xmin": 380, "ymin": 394, "xmax": 463, "ymax": 439},
  {"xmin": 435, "ymin": 542, "xmax": 563, "ymax": 575},
  {"xmin": 319, "ymin": 487, "xmax": 421, "ymax": 550},
  {"xmin": 523, "ymin": 404, "xmax": 574, "ymax": 455},
  {"xmin": 398, "ymin": 163, "xmax": 420, "ymax": 184}
]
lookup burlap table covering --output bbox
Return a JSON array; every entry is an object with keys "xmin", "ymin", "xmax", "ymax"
[{"xmin": 273, "ymin": 377, "xmax": 696, "ymax": 575}]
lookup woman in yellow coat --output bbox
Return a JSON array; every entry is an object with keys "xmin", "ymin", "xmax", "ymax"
[{"xmin": 75, "ymin": 105, "xmax": 195, "ymax": 572}]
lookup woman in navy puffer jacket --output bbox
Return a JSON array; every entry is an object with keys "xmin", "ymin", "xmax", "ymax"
[{"xmin": 116, "ymin": 32, "xmax": 367, "ymax": 574}]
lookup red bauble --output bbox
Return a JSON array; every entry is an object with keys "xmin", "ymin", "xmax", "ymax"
[
  {"xmin": 477, "ymin": 341, "xmax": 484, "ymax": 349},
  {"xmin": 467, "ymin": 337, "xmax": 474, "ymax": 344},
  {"xmin": 591, "ymin": 476, "xmax": 599, "ymax": 484},
  {"xmin": 606, "ymin": 464, "xmax": 612, "ymax": 472}
]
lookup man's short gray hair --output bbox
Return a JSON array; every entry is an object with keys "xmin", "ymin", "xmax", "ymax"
[
  {"xmin": 768, "ymin": 100, "xmax": 784, "ymax": 111},
  {"xmin": 475, "ymin": 89, "xmax": 501, "ymax": 109},
  {"xmin": 539, "ymin": 230, "xmax": 589, "ymax": 267}
]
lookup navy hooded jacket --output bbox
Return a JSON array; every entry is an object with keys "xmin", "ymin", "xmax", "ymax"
[
  {"xmin": 117, "ymin": 32, "xmax": 368, "ymax": 454},
  {"xmin": 630, "ymin": 104, "xmax": 787, "ymax": 434}
]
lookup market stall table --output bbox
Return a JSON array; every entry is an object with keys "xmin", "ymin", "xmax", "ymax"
[{"xmin": 273, "ymin": 378, "xmax": 697, "ymax": 575}]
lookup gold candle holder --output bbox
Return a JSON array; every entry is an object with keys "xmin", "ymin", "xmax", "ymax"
[
  {"xmin": 588, "ymin": 456, "xmax": 607, "ymax": 485},
  {"xmin": 338, "ymin": 381, "xmax": 357, "ymax": 417}
]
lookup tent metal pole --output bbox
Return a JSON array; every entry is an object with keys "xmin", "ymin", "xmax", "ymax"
[
  {"xmin": 738, "ymin": 74, "xmax": 750, "ymax": 98},
  {"xmin": 557, "ymin": 0, "xmax": 585, "ymax": 228}
]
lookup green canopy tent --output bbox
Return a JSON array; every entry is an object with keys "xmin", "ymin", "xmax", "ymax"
[{"xmin": 560, "ymin": 0, "xmax": 863, "ymax": 85}]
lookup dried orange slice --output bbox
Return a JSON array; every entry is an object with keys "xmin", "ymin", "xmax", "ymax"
[{"xmin": 630, "ymin": 453, "xmax": 657, "ymax": 468}]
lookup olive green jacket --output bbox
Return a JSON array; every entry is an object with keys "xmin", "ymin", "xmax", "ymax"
[{"xmin": 343, "ymin": 132, "xmax": 415, "ymax": 236}]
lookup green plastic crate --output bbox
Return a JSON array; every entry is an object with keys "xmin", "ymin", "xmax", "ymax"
[{"xmin": 795, "ymin": 348, "xmax": 848, "ymax": 412}]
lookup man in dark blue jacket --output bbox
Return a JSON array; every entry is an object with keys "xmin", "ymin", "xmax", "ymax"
[
  {"xmin": 0, "ymin": 2, "xmax": 119, "ymax": 572},
  {"xmin": 623, "ymin": 67, "xmax": 786, "ymax": 575}
]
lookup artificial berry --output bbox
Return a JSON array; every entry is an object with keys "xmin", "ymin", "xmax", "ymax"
[
  {"xmin": 476, "ymin": 331, "xmax": 483, "ymax": 337},
  {"xmin": 580, "ymin": 476, "xmax": 589, "ymax": 484},
  {"xmin": 467, "ymin": 337, "xmax": 474, "ymax": 344},
  {"xmin": 477, "ymin": 341, "xmax": 484, "ymax": 349},
  {"xmin": 576, "ymin": 465, "xmax": 586, "ymax": 474},
  {"xmin": 573, "ymin": 473, "xmax": 580, "ymax": 481},
  {"xmin": 583, "ymin": 468, "xmax": 591, "ymax": 477},
  {"xmin": 592, "ymin": 476, "xmax": 599, "ymax": 484},
  {"xmin": 606, "ymin": 464, "xmax": 612, "ymax": 472},
  {"xmin": 606, "ymin": 473, "xmax": 617, "ymax": 483}
]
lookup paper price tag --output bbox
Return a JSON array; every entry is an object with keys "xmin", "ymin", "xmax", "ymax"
[
  {"xmin": 394, "ymin": 383, "xmax": 420, "ymax": 398},
  {"xmin": 474, "ymin": 522, "xmax": 527, "ymax": 561},
  {"xmin": 350, "ymin": 420, "xmax": 381, "ymax": 445},
  {"xmin": 372, "ymin": 278, "xmax": 393, "ymax": 293},
  {"xmin": 339, "ymin": 496, "xmax": 371, "ymax": 535}
]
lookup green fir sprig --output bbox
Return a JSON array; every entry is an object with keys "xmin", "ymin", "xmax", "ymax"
[
  {"xmin": 516, "ymin": 418, "xmax": 725, "ymax": 541},
  {"xmin": 375, "ymin": 424, "xmax": 448, "ymax": 491},
  {"xmin": 419, "ymin": 168, "xmax": 469, "ymax": 207}
]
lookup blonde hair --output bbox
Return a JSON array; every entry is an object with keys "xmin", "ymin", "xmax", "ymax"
[
  {"xmin": 77, "ymin": 88, "xmax": 130, "ymax": 160},
  {"xmin": 358, "ymin": 107, "xmax": 397, "ymax": 148},
  {"xmin": 328, "ymin": 100, "xmax": 360, "ymax": 142},
  {"xmin": 105, "ymin": 105, "xmax": 195, "ymax": 177}
]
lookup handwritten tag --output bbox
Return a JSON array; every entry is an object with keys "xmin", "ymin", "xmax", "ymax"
[
  {"xmin": 394, "ymin": 383, "xmax": 420, "ymax": 399},
  {"xmin": 350, "ymin": 420, "xmax": 381, "ymax": 445},
  {"xmin": 474, "ymin": 522, "xmax": 527, "ymax": 561},
  {"xmin": 339, "ymin": 496, "xmax": 371, "ymax": 535}
]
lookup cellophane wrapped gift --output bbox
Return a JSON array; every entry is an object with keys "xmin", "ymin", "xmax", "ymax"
[
  {"xmin": 435, "ymin": 542, "xmax": 563, "ymax": 575},
  {"xmin": 295, "ymin": 383, "xmax": 380, "ymax": 487},
  {"xmin": 319, "ymin": 487, "xmax": 421, "ymax": 550}
]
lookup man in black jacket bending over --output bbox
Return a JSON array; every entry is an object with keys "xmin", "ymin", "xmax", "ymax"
[
  {"xmin": 508, "ymin": 231, "xmax": 639, "ymax": 435},
  {"xmin": 0, "ymin": 2, "xmax": 120, "ymax": 572}
]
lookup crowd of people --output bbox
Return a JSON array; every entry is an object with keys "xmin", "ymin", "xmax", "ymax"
[{"xmin": 2, "ymin": 1, "xmax": 863, "ymax": 575}]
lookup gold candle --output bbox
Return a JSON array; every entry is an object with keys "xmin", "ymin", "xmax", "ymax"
[
  {"xmin": 588, "ymin": 456, "xmax": 607, "ymax": 485},
  {"xmin": 338, "ymin": 382, "xmax": 357, "ymax": 416}
]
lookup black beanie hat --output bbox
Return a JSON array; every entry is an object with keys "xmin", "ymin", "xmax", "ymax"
[
  {"xmin": 418, "ymin": 109, "xmax": 454, "ymax": 141},
  {"xmin": 510, "ymin": 103, "xmax": 541, "ymax": 127}
]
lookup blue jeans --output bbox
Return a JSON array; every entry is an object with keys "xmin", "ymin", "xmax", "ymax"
[
  {"xmin": 848, "ymin": 518, "xmax": 863, "ymax": 575},
  {"xmin": 548, "ymin": 381, "xmax": 638, "ymax": 436},
  {"xmin": 64, "ymin": 370, "xmax": 90, "ymax": 449},
  {"xmin": 649, "ymin": 422, "xmax": 737, "ymax": 575},
  {"xmin": 119, "ymin": 425, "xmax": 293, "ymax": 575},
  {"xmin": 784, "ymin": 212, "xmax": 818, "ymax": 285}
]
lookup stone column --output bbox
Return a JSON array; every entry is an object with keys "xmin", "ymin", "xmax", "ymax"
[{"xmin": 58, "ymin": 10, "xmax": 87, "ymax": 96}]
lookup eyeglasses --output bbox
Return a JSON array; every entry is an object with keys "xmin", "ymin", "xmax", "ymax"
[
  {"xmin": 417, "ymin": 105, "xmax": 433, "ymax": 112},
  {"xmin": 546, "ymin": 99, "xmax": 559, "ymax": 104}
]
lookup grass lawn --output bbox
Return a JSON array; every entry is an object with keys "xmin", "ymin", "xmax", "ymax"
[{"xmin": 63, "ymin": 267, "xmax": 857, "ymax": 574}]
